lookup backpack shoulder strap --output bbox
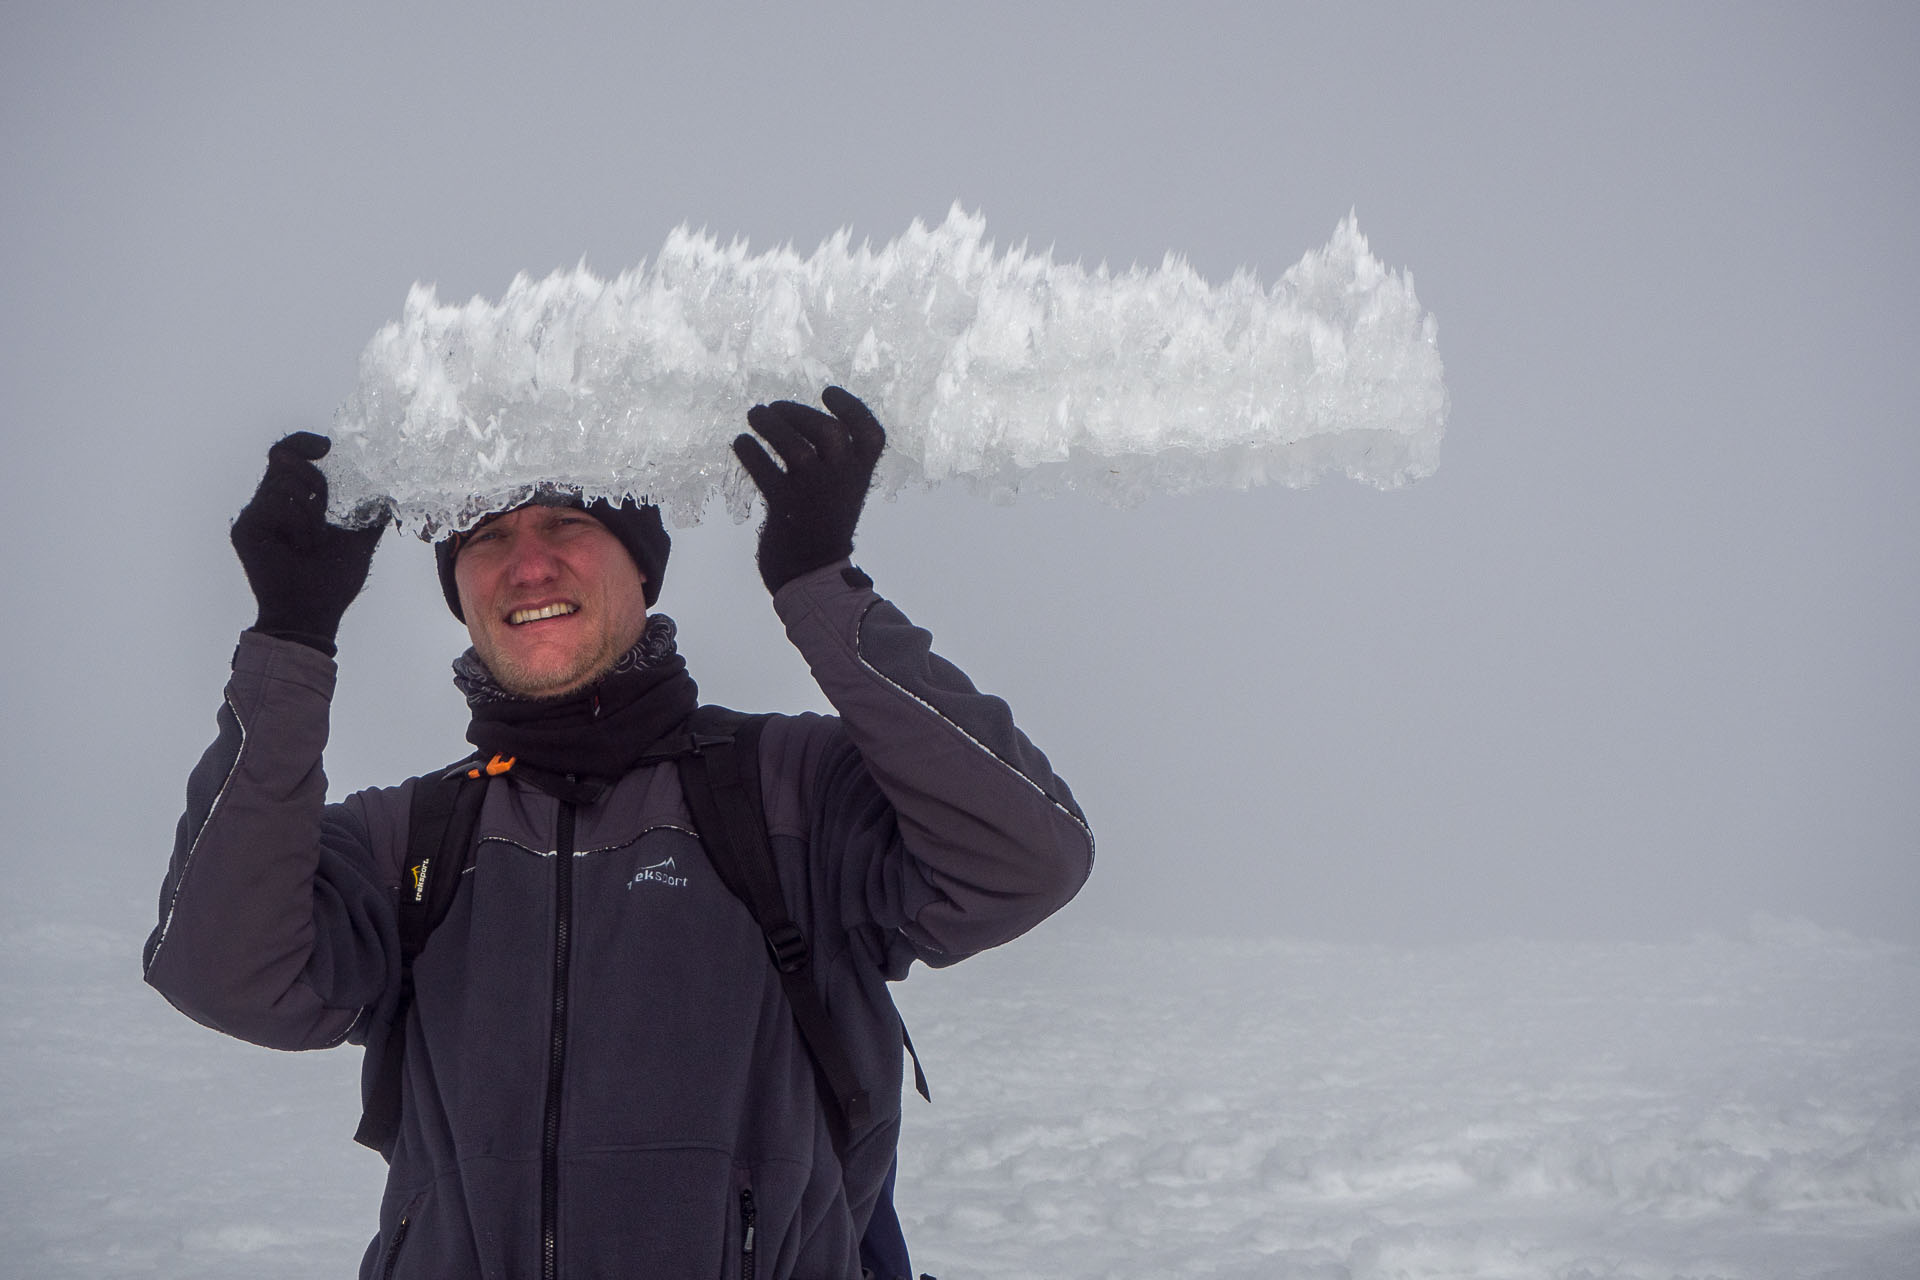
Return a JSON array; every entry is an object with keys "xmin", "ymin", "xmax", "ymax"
[
  {"xmin": 670, "ymin": 708, "xmax": 875, "ymax": 1142},
  {"xmin": 401, "ymin": 756, "xmax": 494, "ymax": 949},
  {"xmin": 354, "ymin": 753, "xmax": 496, "ymax": 1157},
  {"xmin": 664, "ymin": 708, "xmax": 929, "ymax": 1102}
]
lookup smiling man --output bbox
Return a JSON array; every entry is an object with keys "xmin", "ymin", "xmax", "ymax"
[
  {"xmin": 443, "ymin": 499, "xmax": 661, "ymax": 699},
  {"xmin": 143, "ymin": 388, "xmax": 1093, "ymax": 1280}
]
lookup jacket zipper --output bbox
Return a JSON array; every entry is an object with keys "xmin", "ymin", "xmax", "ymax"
[
  {"xmin": 378, "ymin": 1206, "xmax": 416, "ymax": 1280},
  {"xmin": 541, "ymin": 800, "xmax": 578, "ymax": 1280},
  {"xmin": 739, "ymin": 1186, "xmax": 757, "ymax": 1280}
]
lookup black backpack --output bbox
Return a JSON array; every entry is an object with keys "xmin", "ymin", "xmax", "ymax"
[{"xmin": 354, "ymin": 706, "xmax": 928, "ymax": 1280}]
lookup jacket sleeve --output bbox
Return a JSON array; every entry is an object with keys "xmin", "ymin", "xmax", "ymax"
[
  {"xmin": 142, "ymin": 631, "xmax": 399, "ymax": 1051},
  {"xmin": 772, "ymin": 561, "xmax": 1093, "ymax": 966}
]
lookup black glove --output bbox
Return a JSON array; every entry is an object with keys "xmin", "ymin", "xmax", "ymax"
[
  {"xmin": 230, "ymin": 431, "xmax": 386, "ymax": 654},
  {"xmin": 733, "ymin": 386, "xmax": 886, "ymax": 594}
]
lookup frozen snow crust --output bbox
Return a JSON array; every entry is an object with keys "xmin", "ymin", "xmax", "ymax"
[{"xmin": 325, "ymin": 206, "xmax": 1447, "ymax": 535}]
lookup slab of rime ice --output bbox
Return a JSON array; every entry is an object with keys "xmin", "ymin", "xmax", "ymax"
[{"xmin": 324, "ymin": 205, "xmax": 1449, "ymax": 536}]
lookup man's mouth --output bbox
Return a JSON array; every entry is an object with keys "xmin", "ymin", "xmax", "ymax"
[{"xmin": 508, "ymin": 603, "xmax": 579, "ymax": 625}]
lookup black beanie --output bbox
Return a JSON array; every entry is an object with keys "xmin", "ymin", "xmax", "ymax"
[{"xmin": 435, "ymin": 496, "xmax": 670, "ymax": 622}]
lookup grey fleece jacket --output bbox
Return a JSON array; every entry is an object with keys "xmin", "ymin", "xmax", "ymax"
[{"xmin": 143, "ymin": 562, "xmax": 1092, "ymax": 1280}]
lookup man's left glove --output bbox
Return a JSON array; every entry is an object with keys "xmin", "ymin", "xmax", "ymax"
[
  {"xmin": 733, "ymin": 386, "xmax": 886, "ymax": 594},
  {"xmin": 230, "ymin": 431, "xmax": 386, "ymax": 655}
]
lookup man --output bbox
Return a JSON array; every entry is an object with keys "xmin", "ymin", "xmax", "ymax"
[{"xmin": 144, "ymin": 388, "xmax": 1093, "ymax": 1279}]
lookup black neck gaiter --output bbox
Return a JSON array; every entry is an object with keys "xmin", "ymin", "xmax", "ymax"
[{"xmin": 452, "ymin": 614, "xmax": 700, "ymax": 781}]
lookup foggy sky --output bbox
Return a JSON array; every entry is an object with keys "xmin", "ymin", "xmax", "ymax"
[{"xmin": 3, "ymin": 2, "xmax": 1915, "ymax": 945}]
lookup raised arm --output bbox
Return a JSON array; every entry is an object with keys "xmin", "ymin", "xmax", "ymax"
[
  {"xmin": 143, "ymin": 434, "xmax": 394, "ymax": 1049},
  {"xmin": 775, "ymin": 562, "xmax": 1093, "ymax": 959},
  {"xmin": 738, "ymin": 389, "xmax": 1093, "ymax": 962}
]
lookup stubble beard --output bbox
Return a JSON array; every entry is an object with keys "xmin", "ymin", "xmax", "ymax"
[{"xmin": 474, "ymin": 623, "xmax": 637, "ymax": 701}]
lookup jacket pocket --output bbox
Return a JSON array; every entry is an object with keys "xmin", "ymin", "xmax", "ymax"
[{"xmin": 378, "ymin": 1188, "xmax": 430, "ymax": 1280}]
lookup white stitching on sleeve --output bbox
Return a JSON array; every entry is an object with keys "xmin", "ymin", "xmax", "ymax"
[
  {"xmin": 853, "ymin": 650, "xmax": 1096, "ymax": 858},
  {"xmin": 145, "ymin": 691, "xmax": 249, "ymax": 971}
]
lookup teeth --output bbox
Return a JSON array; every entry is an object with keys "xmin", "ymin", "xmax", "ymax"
[{"xmin": 508, "ymin": 603, "xmax": 577, "ymax": 625}]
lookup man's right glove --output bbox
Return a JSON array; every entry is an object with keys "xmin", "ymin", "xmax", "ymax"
[
  {"xmin": 733, "ymin": 386, "xmax": 886, "ymax": 595},
  {"xmin": 230, "ymin": 431, "xmax": 386, "ymax": 655}
]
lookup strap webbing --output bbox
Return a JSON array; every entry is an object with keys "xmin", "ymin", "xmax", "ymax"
[
  {"xmin": 674, "ymin": 716, "xmax": 874, "ymax": 1141},
  {"xmin": 354, "ymin": 758, "xmax": 487, "ymax": 1157},
  {"xmin": 902, "ymin": 1021, "xmax": 931, "ymax": 1105}
]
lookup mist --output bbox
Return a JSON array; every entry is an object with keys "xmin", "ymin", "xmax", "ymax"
[{"xmin": 4, "ymin": 3, "xmax": 1914, "ymax": 949}]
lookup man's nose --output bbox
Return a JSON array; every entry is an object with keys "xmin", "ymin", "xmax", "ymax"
[{"xmin": 504, "ymin": 537, "xmax": 561, "ymax": 583}]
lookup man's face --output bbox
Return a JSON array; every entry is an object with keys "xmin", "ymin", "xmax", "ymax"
[{"xmin": 453, "ymin": 504, "xmax": 650, "ymax": 699}]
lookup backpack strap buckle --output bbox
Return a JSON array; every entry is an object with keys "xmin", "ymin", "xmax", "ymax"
[{"xmin": 764, "ymin": 922, "xmax": 810, "ymax": 974}]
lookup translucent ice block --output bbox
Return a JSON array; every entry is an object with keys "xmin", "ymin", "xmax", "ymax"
[{"xmin": 325, "ymin": 206, "xmax": 1447, "ymax": 535}]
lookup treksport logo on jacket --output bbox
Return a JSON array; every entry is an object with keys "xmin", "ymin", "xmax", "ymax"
[{"xmin": 627, "ymin": 857, "xmax": 690, "ymax": 890}]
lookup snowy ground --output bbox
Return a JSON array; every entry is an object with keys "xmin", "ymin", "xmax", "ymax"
[{"xmin": 4, "ymin": 914, "xmax": 1916, "ymax": 1278}]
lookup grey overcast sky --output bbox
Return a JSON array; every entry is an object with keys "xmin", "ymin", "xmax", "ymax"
[{"xmin": 3, "ymin": 2, "xmax": 1914, "ymax": 945}]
